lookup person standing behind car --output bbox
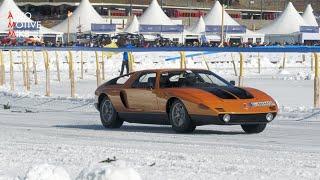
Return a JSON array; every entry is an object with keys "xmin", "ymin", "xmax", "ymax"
[{"xmin": 120, "ymin": 42, "xmax": 133, "ymax": 75}]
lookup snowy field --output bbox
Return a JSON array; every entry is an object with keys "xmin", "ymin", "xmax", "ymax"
[{"xmin": 0, "ymin": 51, "xmax": 320, "ymax": 179}]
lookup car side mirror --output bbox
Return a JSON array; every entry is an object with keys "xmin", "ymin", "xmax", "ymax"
[{"xmin": 230, "ymin": 80, "xmax": 236, "ymax": 86}]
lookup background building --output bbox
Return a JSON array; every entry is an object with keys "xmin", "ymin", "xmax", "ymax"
[{"xmin": 11, "ymin": 0, "xmax": 320, "ymax": 29}]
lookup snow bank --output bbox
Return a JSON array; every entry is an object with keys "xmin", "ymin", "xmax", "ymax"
[
  {"xmin": 76, "ymin": 162, "xmax": 141, "ymax": 180},
  {"xmin": 20, "ymin": 163, "xmax": 141, "ymax": 180},
  {"xmin": 24, "ymin": 164, "xmax": 70, "ymax": 180}
]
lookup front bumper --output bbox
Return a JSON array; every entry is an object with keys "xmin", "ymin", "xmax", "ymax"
[{"xmin": 191, "ymin": 113, "xmax": 277, "ymax": 126}]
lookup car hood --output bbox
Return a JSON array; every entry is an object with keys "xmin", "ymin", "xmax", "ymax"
[{"xmin": 200, "ymin": 86, "xmax": 254, "ymax": 99}]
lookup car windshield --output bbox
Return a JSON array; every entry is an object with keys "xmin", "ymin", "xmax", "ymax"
[{"xmin": 160, "ymin": 70, "xmax": 231, "ymax": 88}]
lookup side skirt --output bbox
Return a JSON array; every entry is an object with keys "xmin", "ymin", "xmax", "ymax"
[{"xmin": 118, "ymin": 112, "xmax": 170, "ymax": 125}]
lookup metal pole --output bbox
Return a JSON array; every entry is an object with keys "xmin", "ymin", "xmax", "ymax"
[
  {"xmin": 220, "ymin": 4, "xmax": 225, "ymax": 47},
  {"xmin": 67, "ymin": 14, "xmax": 70, "ymax": 45},
  {"xmin": 130, "ymin": 0, "xmax": 132, "ymax": 16},
  {"xmin": 314, "ymin": 53, "xmax": 319, "ymax": 108},
  {"xmin": 260, "ymin": 0, "xmax": 263, "ymax": 21}
]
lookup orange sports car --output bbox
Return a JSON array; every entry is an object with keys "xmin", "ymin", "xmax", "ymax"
[{"xmin": 95, "ymin": 69, "xmax": 278, "ymax": 133}]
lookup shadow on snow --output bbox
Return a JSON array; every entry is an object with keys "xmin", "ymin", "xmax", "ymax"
[{"xmin": 53, "ymin": 124, "xmax": 245, "ymax": 135}]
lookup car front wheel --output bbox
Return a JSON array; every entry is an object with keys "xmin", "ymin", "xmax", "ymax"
[
  {"xmin": 169, "ymin": 100, "xmax": 196, "ymax": 133},
  {"xmin": 99, "ymin": 97, "xmax": 123, "ymax": 128},
  {"xmin": 241, "ymin": 124, "xmax": 267, "ymax": 134}
]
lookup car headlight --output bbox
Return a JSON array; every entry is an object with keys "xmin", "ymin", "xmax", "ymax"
[
  {"xmin": 266, "ymin": 113, "xmax": 274, "ymax": 122},
  {"xmin": 223, "ymin": 114, "xmax": 231, "ymax": 123}
]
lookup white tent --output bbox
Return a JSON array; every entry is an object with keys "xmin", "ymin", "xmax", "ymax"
[
  {"xmin": 0, "ymin": 0, "xmax": 62, "ymax": 36},
  {"xmin": 124, "ymin": 15, "xmax": 139, "ymax": 34},
  {"xmin": 258, "ymin": 2, "xmax": 307, "ymax": 34},
  {"xmin": 52, "ymin": 0, "xmax": 106, "ymax": 33},
  {"xmin": 302, "ymin": 4, "xmax": 318, "ymax": 26},
  {"xmin": 138, "ymin": 0, "xmax": 175, "ymax": 25},
  {"xmin": 204, "ymin": 0, "xmax": 240, "ymax": 26},
  {"xmin": 188, "ymin": 16, "xmax": 206, "ymax": 34}
]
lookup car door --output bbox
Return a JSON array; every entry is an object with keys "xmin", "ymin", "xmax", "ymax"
[{"xmin": 124, "ymin": 72, "xmax": 159, "ymax": 112}]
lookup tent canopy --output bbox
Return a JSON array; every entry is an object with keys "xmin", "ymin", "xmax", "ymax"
[
  {"xmin": 52, "ymin": 0, "xmax": 106, "ymax": 33},
  {"xmin": 0, "ymin": 0, "xmax": 62, "ymax": 35},
  {"xmin": 138, "ymin": 0, "xmax": 175, "ymax": 25},
  {"xmin": 124, "ymin": 15, "xmax": 139, "ymax": 34},
  {"xmin": 302, "ymin": 4, "xmax": 318, "ymax": 26},
  {"xmin": 187, "ymin": 16, "xmax": 205, "ymax": 35},
  {"xmin": 204, "ymin": 1, "xmax": 240, "ymax": 26},
  {"xmin": 258, "ymin": 2, "xmax": 307, "ymax": 34}
]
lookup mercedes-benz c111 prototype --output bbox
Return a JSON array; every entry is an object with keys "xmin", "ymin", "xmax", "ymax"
[{"xmin": 95, "ymin": 69, "xmax": 278, "ymax": 133}]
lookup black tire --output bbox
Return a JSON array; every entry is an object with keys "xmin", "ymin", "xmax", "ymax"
[
  {"xmin": 241, "ymin": 124, "xmax": 267, "ymax": 134},
  {"xmin": 169, "ymin": 100, "xmax": 196, "ymax": 133},
  {"xmin": 99, "ymin": 97, "xmax": 123, "ymax": 128}
]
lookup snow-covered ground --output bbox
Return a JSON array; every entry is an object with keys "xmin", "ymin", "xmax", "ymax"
[{"xmin": 0, "ymin": 51, "xmax": 320, "ymax": 179}]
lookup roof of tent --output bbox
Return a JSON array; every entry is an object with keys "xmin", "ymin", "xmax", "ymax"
[
  {"xmin": 258, "ymin": 2, "xmax": 307, "ymax": 35},
  {"xmin": 138, "ymin": 0, "xmax": 175, "ymax": 25},
  {"xmin": 302, "ymin": 4, "xmax": 318, "ymax": 26},
  {"xmin": 187, "ymin": 16, "xmax": 206, "ymax": 35},
  {"xmin": 0, "ymin": 0, "xmax": 62, "ymax": 35},
  {"xmin": 124, "ymin": 15, "xmax": 139, "ymax": 34},
  {"xmin": 52, "ymin": 0, "xmax": 106, "ymax": 33},
  {"xmin": 204, "ymin": 1, "xmax": 240, "ymax": 26}
]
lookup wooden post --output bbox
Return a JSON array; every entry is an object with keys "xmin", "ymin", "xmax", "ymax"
[
  {"xmin": 80, "ymin": 51, "xmax": 84, "ymax": 80},
  {"xmin": 55, "ymin": 51, "xmax": 61, "ymax": 82},
  {"xmin": 32, "ymin": 50, "xmax": 38, "ymax": 85},
  {"xmin": 68, "ymin": 51, "xmax": 75, "ymax": 98},
  {"xmin": 21, "ymin": 51, "xmax": 26, "ymax": 88},
  {"xmin": 231, "ymin": 53, "xmax": 238, "ymax": 76},
  {"xmin": 314, "ymin": 53, "xmax": 320, "ymax": 108},
  {"xmin": 202, "ymin": 56, "xmax": 210, "ymax": 70},
  {"xmin": 311, "ymin": 53, "xmax": 314, "ymax": 72},
  {"xmin": 25, "ymin": 51, "xmax": 30, "ymax": 91},
  {"xmin": 238, "ymin": 53, "xmax": 244, "ymax": 87},
  {"xmin": 128, "ymin": 52, "xmax": 135, "ymax": 73},
  {"xmin": 258, "ymin": 52, "xmax": 261, "ymax": 74},
  {"xmin": 179, "ymin": 51, "xmax": 186, "ymax": 69},
  {"xmin": 9, "ymin": 50, "xmax": 14, "ymax": 91},
  {"xmin": 95, "ymin": 51, "xmax": 101, "ymax": 87},
  {"xmin": 43, "ymin": 51, "xmax": 50, "ymax": 96},
  {"xmin": 282, "ymin": 53, "xmax": 286, "ymax": 69},
  {"xmin": 101, "ymin": 51, "xmax": 105, "ymax": 80},
  {"xmin": 0, "ymin": 50, "xmax": 4, "ymax": 86}
]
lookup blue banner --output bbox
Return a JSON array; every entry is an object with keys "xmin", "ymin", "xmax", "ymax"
[
  {"xmin": 139, "ymin": 25, "xmax": 183, "ymax": 32},
  {"xmin": 300, "ymin": 26, "xmax": 319, "ymax": 33},
  {"xmin": 91, "ymin": 24, "xmax": 116, "ymax": 32},
  {"xmin": 14, "ymin": 22, "xmax": 41, "ymax": 31},
  {"xmin": 139, "ymin": 25, "xmax": 162, "ymax": 32},
  {"xmin": 161, "ymin": 25, "xmax": 184, "ymax": 32},
  {"xmin": 206, "ymin": 25, "xmax": 246, "ymax": 33}
]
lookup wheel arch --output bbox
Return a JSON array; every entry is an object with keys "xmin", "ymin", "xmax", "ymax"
[
  {"xmin": 166, "ymin": 97, "xmax": 182, "ymax": 115},
  {"xmin": 98, "ymin": 93, "xmax": 109, "ymax": 108}
]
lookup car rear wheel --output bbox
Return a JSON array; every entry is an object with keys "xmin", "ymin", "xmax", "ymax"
[
  {"xmin": 241, "ymin": 124, "xmax": 266, "ymax": 134},
  {"xmin": 100, "ymin": 97, "xmax": 123, "ymax": 128},
  {"xmin": 169, "ymin": 100, "xmax": 196, "ymax": 133}
]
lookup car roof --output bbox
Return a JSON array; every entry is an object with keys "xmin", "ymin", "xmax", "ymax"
[{"xmin": 134, "ymin": 69, "xmax": 209, "ymax": 74}]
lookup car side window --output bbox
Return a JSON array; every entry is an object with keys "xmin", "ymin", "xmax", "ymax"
[
  {"xmin": 160, "ymin": 72, "xmax": 182, "ymax": 88},
  {"xmin": 132, "ymin": 72, "xmax": 157, "ymax": 88},
  {"xmin": 116, "ymin": 74, "xmax": 131, "ymax": 85}
]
